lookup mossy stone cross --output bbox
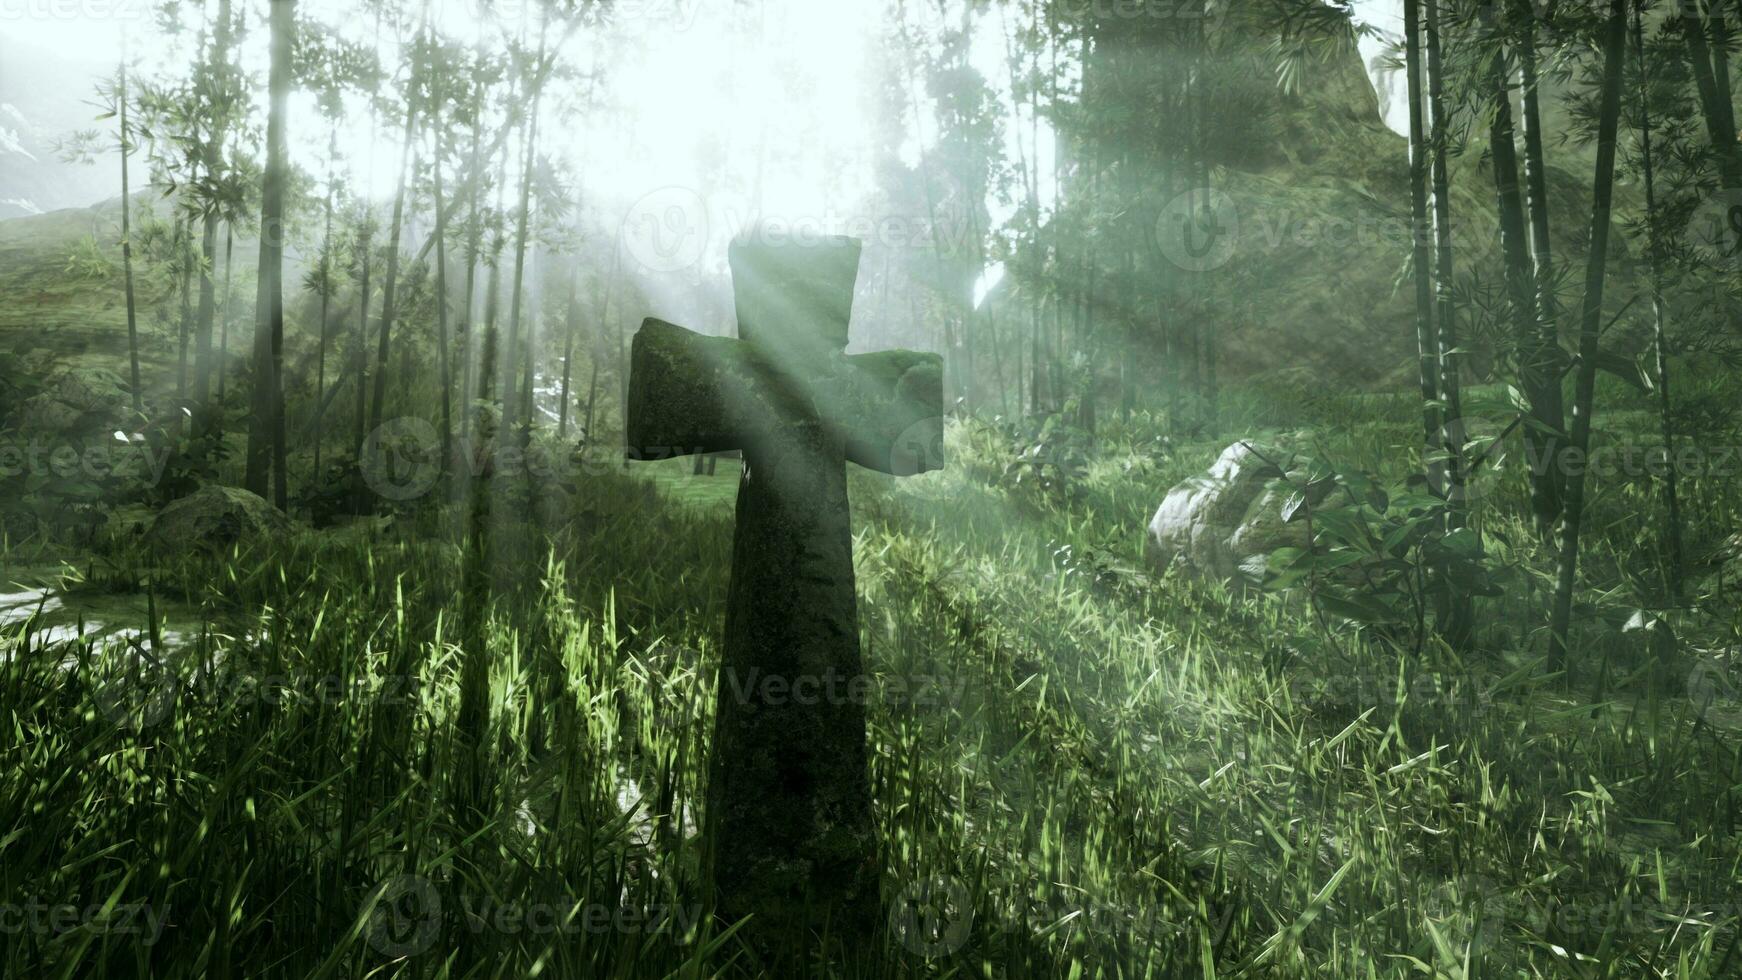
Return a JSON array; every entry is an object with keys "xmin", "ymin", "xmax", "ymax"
[{"xmin": 626, "ymin": 233, "xmax": 944, "ymax": 940}]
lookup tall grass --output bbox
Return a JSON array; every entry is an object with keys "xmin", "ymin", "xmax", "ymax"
[{"xmin": 3, "ymin": 383, "xmax": 1740, "ymax": 977}]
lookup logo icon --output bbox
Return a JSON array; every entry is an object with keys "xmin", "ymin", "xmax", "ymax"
[
  {"xmin": 621, "ymin": 186, "xmax": 710, "ymax": 273},
  {"xmin": 1431, "ymin": 413, "xmax": 1505, "ymax": 505},
  {"xmin": 90, "ymin": 641, "xmax": 179, "ymax": 731},
  {"xmin": 1421, "ymin": 873, "xmax": 1505, "ymax": 958},
  {"xmin": 889, "ymin": 417, "xmax": 946, "ymax": 478},
  {"xmin": 1688, "ymin": 650, "xmax": 1742, "ymax": 731},
  {"xmin": 1156, "ymin": 187, "xmax": 1238, "ymax": 273},
  {"xmin": 365, "ymin": 874, "xmax": 441, "ymax": 958},
  {"xmin": 1688, "ymin": 189, "xmax": 1742, "ymax": 273},
  {"xmin": 360, "ymin": 418, "xmax": 441, "ymax": 502},
  {"xmin": 888, "ymin": 874, "xmax": 973, "ymax": 958}
]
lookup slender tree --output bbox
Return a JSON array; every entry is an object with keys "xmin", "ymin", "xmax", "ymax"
[
  {"xmin": 1548, "ymin": 0, "xmax": 1629, "ymax": 671},
  {"xmin": 430, "ymin": 40, "xmax": 456, "ymax": 469},
  {"xmin": 244, "ymin": 0, "xmax": 293, "ymax": 507},
  {"xmin": 310, "ymin": 119, "xmax": 340, "ymax": 475},
  {"xmin": 119, "ymin": 50, "xmax": 143, "ymax": 417},
  {"xmin": 193, "ymin": 0, "xmax": 239, "ymax": 416},
  {"xmin": 505, "ymin": 8, "xmax": 552, "ymax": 433},
  {"xmin": 557, "ymin": 273, "xmax": 577, "ymax": 439},
  {"xmin": 1485, "ymin": 2, "xmax": 1563, "ymax": 533},
  {"xmin": 1405, "ymin": 0, "xmax": 1442, "ymax": 476},
  {"xmin": 1634, "ymin": 0, "xmax": 1685, "ymax": 599},
  {"xmin": 367, "ymin": 91, "xmax": 420, "ymax": 434},
  {"xmin": 1425, "ymin": 0, "xmax": 1471, "ymax": 646}
]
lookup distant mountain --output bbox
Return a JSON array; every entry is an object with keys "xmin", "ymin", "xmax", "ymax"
[{"xmin": 0, "ymin": 35, "xmax": 117, "ymax": 219}]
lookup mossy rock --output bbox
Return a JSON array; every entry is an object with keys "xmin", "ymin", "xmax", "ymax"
[
  {"xmin": 15, "ymin": 366, "xmax": 133, "ymax": 435},
  {"xmin": 146, "ymin": 485, "xmax": 293, "ymax": 555},
  {"xmin": 1146, "ymin": 440, "xmax": 1333, "ymax": 586}
]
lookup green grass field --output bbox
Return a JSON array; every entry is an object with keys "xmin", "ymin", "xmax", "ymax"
[{"xmin": 4, "ymin": 358, "xmax": 1741, "ymax": 976}]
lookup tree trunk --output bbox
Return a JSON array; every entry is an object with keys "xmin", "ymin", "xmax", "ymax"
[
  {"xmin": 218, "ymin": 226, "xmax": 233, "ymax": 404},
  {"xmin": 433, "ymin": 102, "xmax": 454, "ymax": 470},
  {"xmin": 505, "ymin": 15, "xmax": 549, "ymax": 434},
  {"xmin": 314, "ymin": 124, "xmax": 336, "ymax": 475},
  {"xmin": 368, "ymin": 99, "xmax": 419, "ymax": 437},
  {"xmin": 459, "ymin": 78, "xmax": 486, "ymax": 451},
  {"xmin": 1426, "ymin": 0, "xmax": 1472, "ymax": 647},
  {"xmin": 244, "ymin": 0, "xmax": 292, "ymax": 505},
  {"xmin": 1682, "ymin": 0, "xmax": 1742, "ymax": 255},
  {"xmin": 1519, "ymin": 5, "xmax": 1567, "ymax": 449},
  {"xmin": 352, "ymin": 220, "xmax": 373, "ymax": 458},
  {"xmin": 176, "ymin": 216, "xmax": 191, "ymax": 410},
  {"xmin": 193, "ymin": 0, "xmax": 234, "ymax": 414},
  {"xmin": 1405, "ymin": 0, "xmax": 1442, "ymax": 472},
  {"xmin": 1635, "ymin": 3, "xmax": 1685, "ymax": 600},
  {"xmin": 558, "ymin": 275, "xmax": 576, "ymax": 439},
  {"xmin": 1548, "ymin": 0, "xmax": 1628, "ymax": 671},
  {"xmin": 1485, "ymin": 4, "xmax": 1562, "ymax": 533},
  {"xmin": 118, "ymin": 53, "xmax": 141, "ymax": 419},
  {"xmin": 1426, "ymin": 0, "xmax": 1462, "ymax": 471}
]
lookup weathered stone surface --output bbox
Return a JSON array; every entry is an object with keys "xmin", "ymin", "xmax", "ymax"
[
  {"xmin": 16, "ymin": 367, "xmax": 131, "ymax": 435},
  {"xmin": 626, "ymin": 234, "xmax": 944, "ymax": 951},
  {"xmin": 147, "ymin": 485, "xmax": 291, "ymax": 555},
  {"xmin": 1146, "ymin": 441, "xmax": 1309, "ymax": 584}
]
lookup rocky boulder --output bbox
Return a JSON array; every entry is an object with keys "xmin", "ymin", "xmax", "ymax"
[
  {"xmin": 147, "ymin": 485, "xmax": 292, "ymax": 555},
  {"xmin": 15, "ymin": 367, "xmax": 133, "ymax": 436},
  {"xmin": 1145, "ymin": 441, "xmax": 1319, "ymax": 585}
]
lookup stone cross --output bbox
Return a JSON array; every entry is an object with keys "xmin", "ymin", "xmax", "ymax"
[{"xmin": 626, "ymin": 233, "xmax": 944, "ymax": 942}]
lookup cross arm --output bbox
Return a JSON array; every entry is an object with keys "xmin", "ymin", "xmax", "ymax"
[
  {"xmin": 625, "ymin": 317, "xmax": 751, "ymax": 459},
  {"xmin": 626, "ymin": 317, "xmax": 945, "ymax": 474},
  {"xmin": 824, "ymin": 351, "xmax": 945, "ymax": 476}
]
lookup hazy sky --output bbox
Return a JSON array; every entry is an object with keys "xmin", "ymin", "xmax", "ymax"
[{"xmin": 1, "ymin": 0, "xmax": 1399, "ymax": 225}]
